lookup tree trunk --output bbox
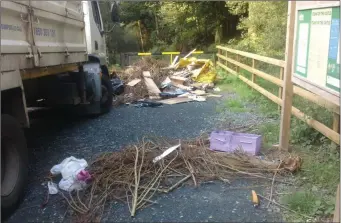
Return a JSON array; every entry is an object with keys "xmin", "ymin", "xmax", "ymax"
[
  {"xmin": 154, "ymin": 9, "xmax": 159, "ymax": 38},
  {"xmin": 137, "ymin": 20, "xmax": 145, "ymax": 52}
]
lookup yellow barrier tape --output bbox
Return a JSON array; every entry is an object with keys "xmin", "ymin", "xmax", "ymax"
[
  {"xmin": 138, "ymin": 53, "xmax": 152, "ymax": 56},
  {"xmin": 162, "ymin": 52, "xmax": 180, "ymax": 55}
]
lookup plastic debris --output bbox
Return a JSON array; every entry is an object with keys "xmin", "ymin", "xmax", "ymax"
[
  {"xmin": 188, "ymin": 95, "xmax": 206, "ymax": 102},
  {"xmin": 153, "ymin": 144, "xmax": 181, "ymax": 163},
  {"xmin": 77, "ymin": 170, "xmax": 92, "ymax": 183},
  {"xmin": 48, "ymin": 181, "xmax": 58, "ymax": 195},
  {"xmin": 209, "ymin": 131, "xmax": 262, "ymax": 156},
  {"xmin": 50, "ymin": 156, "xmax": 89, "ymax": 192},
  {"xmin": 132, "ymin": 100, "xmax": 163, "ymax": 108},
  {"xmin": 111, "ymin": 77, "xmax": 124, "ymax": 95},
  {"xmin": 213, "ymin": 87, "xmax": 221, "ymax": 92},
  {"xmin": 251, "ymin": 190, "xmax": 259, "ymax": 207}
]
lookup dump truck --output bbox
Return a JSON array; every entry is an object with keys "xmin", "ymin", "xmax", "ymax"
[{"xmin": 1, "ymin": 0, "xmax": 119, "ymax": 215}]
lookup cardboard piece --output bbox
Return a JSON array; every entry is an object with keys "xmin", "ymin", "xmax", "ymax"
[
  {"xmin": 191, "ymin": 90, "xmax": 206, "ymax": 96},
  {"xmin": 126, "ymin": 79, "xmax": 141, "ymax": 87},
  {"xmin": 159, "ymin": 97, "xmax": 193, "ymax": 105},
  {"xmin": 170, "ymin": 76, "xmax": 188, "ymax": 85},
  {"xmin": 206, "ymin": 94, "xmax": 223, "ymax": 98}
]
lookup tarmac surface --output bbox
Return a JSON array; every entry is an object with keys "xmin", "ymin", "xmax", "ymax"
[{"xmin": 7, "ymin": 97, "xmax": 282, "ymax": 222}]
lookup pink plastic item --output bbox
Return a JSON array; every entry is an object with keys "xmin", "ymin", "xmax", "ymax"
[
  {"xmin": 209, "ymin": 130, "xmax": 262, "ymax": 155},
  {"xmin": 77, "ymin": 170, "xmax": 92, "ymax": 183}
]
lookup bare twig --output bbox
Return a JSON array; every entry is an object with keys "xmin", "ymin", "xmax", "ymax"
[
  {"xmin": 164, "ymin": 175, "xmax": 191, "ymax": 193},
  {"xmin": 131, "ymin": 145, "xmax": 140, "ymax": 217},
  {"xmin": 267, "ymin": 162, "xmax": 282, "ymax": 208}
]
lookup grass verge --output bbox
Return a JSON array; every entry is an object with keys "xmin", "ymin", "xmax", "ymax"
[{"xmin": 216, "ymin": 68, "xmax": 340, "ymax": 222}]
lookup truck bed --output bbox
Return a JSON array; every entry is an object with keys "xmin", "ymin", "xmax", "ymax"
[{"xmin": 1, "ymin": 1, "xmax": 87, "ymax": 72}]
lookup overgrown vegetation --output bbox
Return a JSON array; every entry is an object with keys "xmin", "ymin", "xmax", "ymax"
[
  {"xmin": 100, "ymin": 1, "xmax": 287, "ymax": 64},
  {"xmin": 216, "ymin": 70, "xmax": 339, "ymax": 221}
]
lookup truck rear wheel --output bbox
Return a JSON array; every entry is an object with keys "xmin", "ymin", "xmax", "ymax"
[
  {"xmin": 100, "ymin": 75, "xmax": 113, "ymax": 113},
  {"xmin": 1, "ymin": 114, "xmax": 28, "ymax": 218}
]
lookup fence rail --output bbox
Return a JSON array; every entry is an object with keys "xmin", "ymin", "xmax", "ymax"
[{"xmin": 216, "ymin": 45, "xmax": 340, "ymax": 145}]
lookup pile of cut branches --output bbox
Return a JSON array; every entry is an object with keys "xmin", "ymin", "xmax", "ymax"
[{"xmin": 63, "ymin": 135, "xmax": 300, "ymax": 222}]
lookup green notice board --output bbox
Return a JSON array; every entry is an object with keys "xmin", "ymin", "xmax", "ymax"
[{"xmin": 294, "ymin": 6, "xmax": 340, "ymax": 92}]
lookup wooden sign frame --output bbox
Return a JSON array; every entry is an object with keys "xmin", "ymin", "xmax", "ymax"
[{"xmin": 291, "ymin": 1, "xmax": 340, "ymax": 106}]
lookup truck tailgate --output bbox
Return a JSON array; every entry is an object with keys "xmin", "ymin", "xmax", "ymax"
[{"xmin": 1, "ymin": 1, "xmax": 87, "ymax": 71}]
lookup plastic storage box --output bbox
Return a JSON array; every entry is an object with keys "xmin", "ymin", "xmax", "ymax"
[{"xmin": 209, "ymin": 130, "xmax": 262, "ymax": 155}]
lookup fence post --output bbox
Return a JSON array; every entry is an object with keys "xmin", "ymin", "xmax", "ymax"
[
  {"xmin": 225, "ymin": 50, "xmax": 228, "ymax": 67},
  {"xmin": 278, "ymin": 67, "xmax": 284, "ymax": 111},
  {"xmin": 333, "ymin": 113, "xmax": 340, "ymax": 132},
  {"xmin": 332, "ymin": 113, "xmax": 340, "ymax": 146},
  {"xmin": 333, "ymin": 184, "xmax": 340, "ymax": 223},
  {"xmin": 279, "ymin": 1, "xmax": 296, "ymax": 152},
  {"xmin": 252, "ymin": 59, "xmax": 256, "ymax": 83},
  {"xmin": 236, "ymin": 55, "xmax": 240, "ymax": 73}
]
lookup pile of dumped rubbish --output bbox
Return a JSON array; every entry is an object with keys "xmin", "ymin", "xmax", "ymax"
[
  {"xmin": 47, "ymin": 130, "xmax": 302, "ymax": 222},
  {"xmin": 111, "ymin": 49, "xmax": 222, "ymax": 107}
]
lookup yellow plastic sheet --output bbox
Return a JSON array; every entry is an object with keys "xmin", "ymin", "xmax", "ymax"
[
  {"xmin": 191, "ymin": 60, "xmax": 216, "ymax": 83},
  {"xmin": 175, "ymin": 57, "xmax": 198, "ymax": 69},
  {"xmin": 175, "ymin": 57, "xmax": 216, "ymax": 83}
]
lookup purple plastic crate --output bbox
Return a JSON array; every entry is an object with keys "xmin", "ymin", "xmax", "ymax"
[{"xmin": 209, "ymin": 130, "xmax": 262, "ymax": 155}]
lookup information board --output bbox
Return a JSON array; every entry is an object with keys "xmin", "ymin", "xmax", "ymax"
[{"xmin": 294, "ymin": 6, "xmax": 340, "ymax": 94}]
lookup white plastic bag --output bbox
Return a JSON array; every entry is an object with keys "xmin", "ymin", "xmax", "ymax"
[
  {"xmin": 48, "ymin": 181, "xmax": 58, "ymax": 195},
  {"xmin": 58, "ymin": 178, "xmax": 86, "ymax": 192},
  {"xmin": 50, "ymin": 156, "xmax": 88, "ymax": 178},
  {"xmin": 50, "ymin": 156, "xmax": 88, "ymax": 192}
]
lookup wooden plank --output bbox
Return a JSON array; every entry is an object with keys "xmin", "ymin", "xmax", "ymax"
[
  {"xmin": 159, "ymin": 97, "xmax": 193, "ymax": 105},
  {"xmin": 171, "ymin": 56, "xmax": 179, "ymax": 67},
  {"xmin": 218, "ymin": 61, "xmax": 340, "ymax": 145},
  {"xmin": 126, "ymin": 78, "xmax": 141, "ymax": 87},
  {"xmin": 252, "ymin": 59, "xmax": 256, "ymax": 83},
  {"xmin": 291, "ymin": 107, "xmax": 340, "ymax": 145},
  {"xmin": 143, "ymin": 71, "xmax": 152, "ymax": 77},
  {"xmin": 218, "ymin": 53, "xmax": 340, "ymax": 114},
  {"xmin": 216, "ymin": 46, "xmax": 285, "ymax": 68},
  {"xmin": 333, "ymin": 184, "xmax": 340, "ymax": 223},
  {"xmin": 170, "ymin": 76, "xmax": 187, "ymax": 85},
  {"xmin": 217, "ymin": 62, "xmax": 282, "ymax": 105},
  {"xmin": 278, "ymin": 67, "xmax": 284, "ymax": 111},
  {"xmin": 293, "ymin": 75, "xmax": 340, "ymax": 106},
  {"xmin": 293, "ymin": 86, "xmax": 340, "ymax": 114},
  {"xmin": 184, "ymin": 48, "xmax": 197, "ymax": 59},
  {"xmin": 333, "ymin": 113, "xmax": 340, "ymax": 133},
  {"xmin": 279, "ymin": 1, "xmax": 296, "ymax": 151},
  {"xmin": 217, "ymin": 54, "xmax": 283, "ymax": 87},
  {"xmin": 143, "ymin": 72, "xmax": 161, "ymax": 95}
]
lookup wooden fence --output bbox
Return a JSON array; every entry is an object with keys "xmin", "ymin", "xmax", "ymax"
[{"xmin": 216, "ymin": 45, "xmax": 340, "ymax": 145}]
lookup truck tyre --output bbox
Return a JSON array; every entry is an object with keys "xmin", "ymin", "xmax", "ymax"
[
  {"xmin": 100, "ymin": 74, "xmax": 113, "ymax": 113},
  {"xmin": 1, "ymin": 114, "xmax": 28, "ymax": 218}
]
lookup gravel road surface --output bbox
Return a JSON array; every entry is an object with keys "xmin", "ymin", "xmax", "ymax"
[{"xmin": 7, "ymin": 94, "xmax": 282, "ymax": 222}]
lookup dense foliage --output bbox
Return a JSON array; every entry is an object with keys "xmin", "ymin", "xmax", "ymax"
[{"xmin": 99, "ymin": 1, "xmax": 288, "ymax": 64}]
